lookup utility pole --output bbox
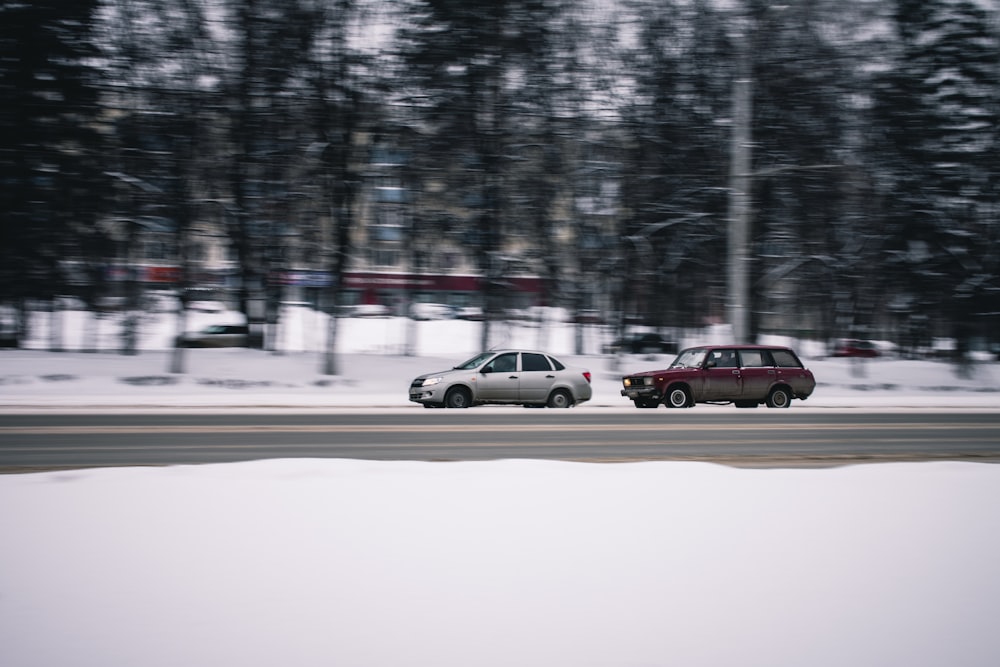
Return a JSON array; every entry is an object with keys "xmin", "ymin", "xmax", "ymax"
[{"xmin": 727, "ymin": 52, "xmax": 752, "ymax": 344}]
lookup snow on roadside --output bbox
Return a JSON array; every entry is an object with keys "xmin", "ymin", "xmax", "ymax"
[{"xmin": 1, "ymin": 306, "xmax": 998, "ymax": 409}]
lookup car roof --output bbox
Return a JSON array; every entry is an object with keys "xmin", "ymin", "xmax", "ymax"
[{"xmin": 684, "ymin": 344, "xmax": 794, "ymax": 351}]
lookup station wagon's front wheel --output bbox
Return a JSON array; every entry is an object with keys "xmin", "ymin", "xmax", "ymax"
[
  {"xmin": 666, "ymin": 386, "xmax": 691, "ymax": 409},
  {"xmin": 766, "ymin": 387, "xmax": 791, "ymax": 408}
]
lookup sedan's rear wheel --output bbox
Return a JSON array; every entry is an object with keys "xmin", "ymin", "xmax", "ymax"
[
  {"xmin": 444, "ymin": 386, "xmax": 472, "ymax": 409},
  {"xmin": 547, "ymin": 389, "xmax": 573, "ymax": 408},
  {"xmin": 666, "ymin": 386, "xmax": 691, "ymax": 409},
  {"xmin": 766, "ymin": 387, "xmax": 791, "ymax": 408}
]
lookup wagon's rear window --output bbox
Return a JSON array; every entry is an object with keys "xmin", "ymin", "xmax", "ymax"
[{"xmin": 771, "ymin": 350, "xmax": 802, "ymax": 368}]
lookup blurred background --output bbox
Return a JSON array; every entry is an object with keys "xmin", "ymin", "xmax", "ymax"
[{"xmin": 1, "ymin": 0, "xmax": 998, "ymax": 366}]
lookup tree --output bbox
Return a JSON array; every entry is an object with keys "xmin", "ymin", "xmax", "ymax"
[
  {"xmin": 0, "ymin": 0, "xmax": 106, "ymax": 347},
  {"xmin": 400, "ymin": 0, "xmax": 568, "ymax": 351},
  {"xmin": 304, "ymin": 0, "xmax": 375, "ymax": 374},
  {"xmin": 619, "ymin": 0, "xmax": 732, "ymax": 330},
  {"xmin": 872, "ymin": 0, "xmax": 999, "ymax": 359},
  {"xmin": 746, "ymin": 1, "xmax": 862, "ymax": 341},
  {"xmin": 99, "ymin": 0, "xmax": 219, "ymax": 360}
]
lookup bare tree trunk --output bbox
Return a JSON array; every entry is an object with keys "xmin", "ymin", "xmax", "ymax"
[
  {"xmin": 322, "ymin": 306, "xmax": 339, "ymax": 375},
  {"xmin": 169, "ymin": 305, "xmax": 188, "ymax": 374}
]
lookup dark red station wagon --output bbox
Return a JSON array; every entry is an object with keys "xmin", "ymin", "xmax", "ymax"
[{"xmin": 621, "ymin": 345, "xmax": 816, "ymax": 409}]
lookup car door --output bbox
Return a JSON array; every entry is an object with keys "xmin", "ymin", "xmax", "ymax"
[
  {"xmin": 518, "ymin": 352, "xmax": 556, "ymax": 402},
  {"xmin": 702, "ymin": 349, "xmax": 742, "ymax": 400},
  {"xmin": 737, "ymin": 349, "xmax": 776, "ymax": 400},
  {"xmin": 477, "ymin": 352, "xmax": 520, "ymax": 401}
]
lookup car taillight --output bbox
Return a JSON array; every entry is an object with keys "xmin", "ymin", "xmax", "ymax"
[{"xmin": 583, "ymin": 371, "xmax": 592, "ymax": 384}]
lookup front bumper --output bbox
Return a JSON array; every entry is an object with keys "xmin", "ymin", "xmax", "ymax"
[
  {"xmin": 621, "ymin": 387, "xmax": 660, "ymax": 400},
  {"xmin": 409, "ymin": 388, "xmax": 441, "ymax": 404}
]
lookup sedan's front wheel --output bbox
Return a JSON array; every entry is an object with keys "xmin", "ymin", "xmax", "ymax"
[{"xmin": 444, "ymin": 386, "xmax": 472, "ymax": 408}]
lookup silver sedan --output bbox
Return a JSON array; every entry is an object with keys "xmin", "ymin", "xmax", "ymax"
[{"xmin": 409, "ymin": 349, "xmax": 593, "ymax": 408}]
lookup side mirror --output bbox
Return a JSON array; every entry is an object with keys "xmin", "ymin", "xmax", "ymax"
[
  {"xmin": 481, "ymin": 367, "xmax": 492, "ymax": 374},
  {"xmin": 705, "ymin": 360, "xmax": 716, "ymax": 369}
]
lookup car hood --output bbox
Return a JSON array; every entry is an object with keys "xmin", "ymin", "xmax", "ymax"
[
  {"xmin": 626, "ymin": 367, "xmax": 691, "ymax": 377},
  {"xmin": 414, "ymin": 368, "xmax": 471, "ymax": 381}
]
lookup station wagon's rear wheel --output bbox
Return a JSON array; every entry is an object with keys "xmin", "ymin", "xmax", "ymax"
[
  {"xmin": 766, "ymin": 387, "xmax": 791, "ymax": 408},
  {"xmin": 666, "ymin": 386, "xmax": 691, "ymax": 409},
  {"xmin": 444, "ymin": 386, "xmax": 472, "ymax": 409},
  {"xmin": 547, "ymin": 389, "xmax": 573, "ymax": 408}
]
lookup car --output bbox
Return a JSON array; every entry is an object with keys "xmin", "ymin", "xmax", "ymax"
[
  {"xmin": 175, "ymin": 324, "xmax": 249, "ymax": 348},
  {"xmin": 347, "ymin": 304, "xmax": 392, "ymax": 317},
  {"xmin": 409, "ymin": 349, "xmax": 593, "ymax": 408},
  {"xmin": 455, "ymin": 306, "xmax": 484, "ymax": 321},
  {"xmin": 410, "ymin": 302, "xmax": 455, "ymax": 320},
  {"xmin": 604, "ymin": 333, "xmax": 677, "ymax": 355},
  {"xmin": 187, "ymin": 300, "xmax": 229, "ymax": 314},
  {"xmin": 572, "ymin": 309, "xmax": 604, "ymax": 324},
  {"xmin": 832, "ymin": 339, "xmax": 879, "ymax": 358},
  {"xmin": 621, "ymin": 344, "xmax": 816, "ymax": 409},
  {"xmin": 0, "ymin": 305, "xmax": 17, "ymax": 348}
]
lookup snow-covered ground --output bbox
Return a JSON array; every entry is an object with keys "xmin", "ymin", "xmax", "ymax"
[{"xmin": 2, "ymin": 306, "xmax": 999, "ymax": 667}]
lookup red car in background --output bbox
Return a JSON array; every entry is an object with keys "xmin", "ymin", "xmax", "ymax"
[{"xmin": 832, "ymin": 339, "xmax": 879, "ymax": 358}]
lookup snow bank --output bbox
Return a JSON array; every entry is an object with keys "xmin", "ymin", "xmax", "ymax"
[{"xmin": 1, "ymin": 458, "xmax": 998, "ymax": 667}]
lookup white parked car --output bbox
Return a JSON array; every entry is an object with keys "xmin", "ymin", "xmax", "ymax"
[
  {"xmin": 410, "ymin": 302, "xmax": 455, "ymax": 320},
  {"xmin": 409, "ymin": 349, "xmax": 593, "ymax": 408},
  {"xmin": 348, "ymin": 304, "xmax": 392, "ymax": 317}
]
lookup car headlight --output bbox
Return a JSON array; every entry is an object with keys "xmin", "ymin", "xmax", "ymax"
[
  {"xmin": 623, "ymin": 378, "xmax": 632, "ymax": 387},
  {"xmin": 422, "ymin": 376, "xmax": 444, "ymax": 387}
]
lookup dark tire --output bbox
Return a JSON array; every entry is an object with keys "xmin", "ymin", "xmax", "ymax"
[
  {"xmin": 735, "ymin": 400, "xmax": 758, "ymax": 409},
  {"xmin": 444, "ymin": 386, "xmax": 472, "ymax": 409},
  {"xmin": 633, "ymin": 399, "xmax": 659, "ymax": 409},
  {"xmin": 547, "ymin": 389, "xmax": 573, "ymax": 408},
  {"xmin": 766, "ymin": 387, "xmax": 791, "ymax": 408},
  {"xmin": 666, "ymin": 386, "xmax": 691, "ymax": 409}
]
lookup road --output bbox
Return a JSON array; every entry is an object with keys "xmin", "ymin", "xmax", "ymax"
[{"xmin": 2, "ymin": 411, "xmax": 999, "ymax": 472}]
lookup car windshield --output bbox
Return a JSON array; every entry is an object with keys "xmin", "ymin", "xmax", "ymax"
[
  {"xmin": 669, "ymin": 348, "xmax": 706, "ymax": 369},
  {"xmin": 453, "ymin": 352, "xmax": 496, "ymax": 370}
]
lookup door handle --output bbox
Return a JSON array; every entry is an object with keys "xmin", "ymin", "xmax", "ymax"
[
  {"xmin": 508, "ymin": 375, "xmax": 519, "ymax": 380},
  {"xmin": 731, "ymin": 370, "xmax": 740, "ymax": 375}
]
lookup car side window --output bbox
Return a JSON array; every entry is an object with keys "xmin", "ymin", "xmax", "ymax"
[
  {"xmin": 771, "ymin": 350, "xmax": 803, "ymax": 368},
  {"xmin": 708, "ymin": 349, "xmax": 738, "ymax": 368},
  {"xmin": 738, "ymin": 350, "xmax": 766, "ymax": 367},
  {"xmin": 522, "ymin": 353, "xmax": 552, "ymax": 372},
  {"xmin": 486, "ymin": 353, "xmax": 517, "ymax": 373}
]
